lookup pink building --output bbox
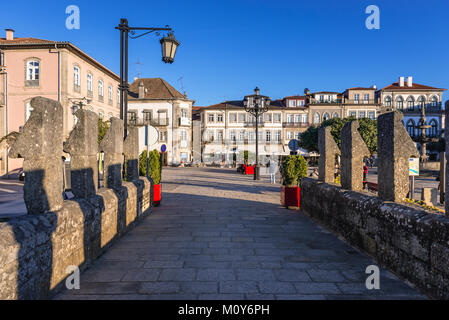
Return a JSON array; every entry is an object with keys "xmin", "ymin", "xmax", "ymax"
[{"xmin": 0, "ymin": 29, "xmax": 120, "ymax": 176}]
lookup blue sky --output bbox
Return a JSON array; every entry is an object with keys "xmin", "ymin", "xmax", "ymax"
[{"xmin": 2, "ymin": 0, "xmax": 448, "ymax": 106}]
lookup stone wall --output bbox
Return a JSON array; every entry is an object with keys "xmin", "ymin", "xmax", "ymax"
[
  {"xmin": 0, "ymin": 177, "xmax": 152, "ymax": 300},
  {"xmin": 300, "ymin": 178, "xmax": 449, "ymax": 299}
]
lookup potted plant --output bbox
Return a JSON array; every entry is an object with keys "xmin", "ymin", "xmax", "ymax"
[
  {"xmin": 280, "ymin": 155, "xmax": 308, "ymax": 209},
  {"xmin": 140, "ymin": 149, "xmax": 162, "ymax": 206}
]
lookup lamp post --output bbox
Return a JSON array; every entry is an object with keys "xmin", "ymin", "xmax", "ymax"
[
  {"xmin": 116, "ymin": 18, "xmax": 180, "ymax": 138},
  {"xmin": 413, "ymin": 102, "xmax": 438, "ymax": 163},
  {"xmin": 244, "ymin": 87, "xmax": 271, "ymax": 180}
]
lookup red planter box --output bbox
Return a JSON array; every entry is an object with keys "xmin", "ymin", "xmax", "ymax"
[
  {"xmin": 153, "ymin": 184, "xmax": 161, "ymax": 206},
  {"xmin": 280, "ymin": 186, "xmax": 300, "ymax": 208},
  {"xmin": 243, "ymin": 165, "xmax": 255, "ymax": 175}
]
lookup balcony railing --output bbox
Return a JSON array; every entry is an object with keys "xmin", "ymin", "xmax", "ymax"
[
  {"xmin": 282, "ymin": 122, "xmax": 309, "ymax": 128},
  {"xmin": 345, "ymin": 99, "xmax": 378, "ymax": 105},
  {"xmin": 310, "ymin": 99, "xmax": 342, "ymax": 105},
  {"xmin": 127, "ymin": 117, "xmax": 169, "ymax": 126},
  {"xmin": 244, "ymin": 121, "xmax": 265, "ymax": 127}
]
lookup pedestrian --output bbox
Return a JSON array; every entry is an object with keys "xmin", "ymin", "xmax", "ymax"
[
  {"xmin": 269, "ymin": 158, "xmax": 278, "ymax": 184},
  {"xmin": 310, "ymin": 168, "xmax": 319, "ymax": 179},
  {"xmin": 363, "ymin": 162, "xmax": 368, "ymax": 189}
]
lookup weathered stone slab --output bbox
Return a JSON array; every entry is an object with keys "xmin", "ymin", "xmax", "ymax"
[
  {"xmin": 99, "ymin": 118, "xmax": 124, "ymax": 189},
  {"xmin": 123, "ymin": 126, "xmax": 139, "ymax": 182},
  {"xmin": 9, "ymin": 96, "xmax": 64, "ymax": 214},
  {"xmin": 341, "ymin": 120, "xmax": 370, "ymax": 191},
  {"xmin": 377, "ymin": 111, "xmax": 418, "ymax": 202},
  {"xmin": 63, "ymin": 109, "xmax": 98, "ymax": 198},
  {"xmin": 318, "ymin": 126, "xmax": 340, "ymax": 183}
]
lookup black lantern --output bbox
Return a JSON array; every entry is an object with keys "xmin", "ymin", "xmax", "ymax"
[
  {"xmin": 160, "ymin": 33, "xmax": 180, "ymax": 64},
  {"xmin": 243, "ymin": 87, "xmax": 271, "ymax": 180}
]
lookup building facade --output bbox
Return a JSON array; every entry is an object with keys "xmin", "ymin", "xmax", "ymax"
[
  {"xmin": 127, "ymin": 78, "xmax": 194, "ymax": 166},
  {"xmin": 0, "ymin": 29, "xmax": 120, "ymax": 175}
]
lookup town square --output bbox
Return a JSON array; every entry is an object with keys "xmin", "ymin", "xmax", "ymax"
[{"xmin": 0, "ymin": 0, "xmax": 448, "ymax": 308}]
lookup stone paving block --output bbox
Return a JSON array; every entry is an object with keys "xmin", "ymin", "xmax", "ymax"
[
  {"xmin": 143, "ymin": 261, "xmax": 184, "ymax": 268},
  {"xmin": 180, "ymin": 282, "xmax": 218, "ymax": 294},
  {"xmin": 219, "ymin": 281, "xmax": 259, "ymax": 294},
  {"xmin": 81, "ymin": 270, "xmax": 126, "ymax": 283},
  {"xmin": 294, "ymin": 282, "xmax": 341, "ymax": 294},
  {"xmin": 245, "ymin": 294, "xmax": 275, "ymax": 300},
  {"xmin": 121, "ymin": 269, "xmax": 162, "ymax": 282},
  {"xmin": 139, "ymin": 282, "xmax": 181, "ymax": 294},
  {"xmin": 199, "ymin": 294, "xmax": 245, "ymax": 300},
  {"xmin": 196, "ymin": 269, "xmax": 236, "ymax": 281},
  {"xmin": 258, "ymin": 281, "xmax": 296, "ymax": 294},
  {"xmin": 274, "ymin": 269, "xmax": 311, "ymax": 282},
  {"xmin": 158, "ymin": 268, "xmax": 197, "ymax": 281},
  {"xmin": 276, "ymin": 294, "xmax": 326, "ymax": 300},
  {"xmin": 306, "ymin": 270, "xmax": 346, "ymax": 282},
  {"xmin": 236, "ymin": 269, "xmax": 276, "ymax": 281}
]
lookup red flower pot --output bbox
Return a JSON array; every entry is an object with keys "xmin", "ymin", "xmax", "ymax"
[
  {"xmin": 280, "ymin": 186, "xmax": 300, "ymax": 209},
  {"xmin": 153, "ymin": 184, "xmax": 161, "ymax": 206},
  {"xmin": 245, "ymin": 165, "xmax": 255, "ymax": 175}
]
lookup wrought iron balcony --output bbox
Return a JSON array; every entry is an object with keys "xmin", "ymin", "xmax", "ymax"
[{"xmin": 282, "ymin": 122, "xmax": 309, "ymax": 128}]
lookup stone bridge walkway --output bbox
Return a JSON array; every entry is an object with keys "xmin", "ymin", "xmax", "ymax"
[{"xmin": 55, "ymin": 167, "xmax": 426, "ymax": 300}]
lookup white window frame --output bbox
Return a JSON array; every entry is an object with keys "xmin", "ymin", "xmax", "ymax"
[{"xmin": 26, "ymin": 60, "xmax": 40, "ymax": 81}]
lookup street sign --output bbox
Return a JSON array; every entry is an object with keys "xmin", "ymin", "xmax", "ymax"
[
  {"xmin": 409, "ymin": 157, "xmax": 419, "ymax": 176},
  {"xmin": 288, "ymin": 139, "xmax": 300, "ymax": 151},
  {"xmin": 161, "ymin": 144, "xmax": 167, "ymax": 153}
]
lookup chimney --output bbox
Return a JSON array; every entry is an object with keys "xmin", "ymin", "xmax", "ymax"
[
  {"xmin": 399, "ymin": 76, "xmax": 405, "ymax": 87},
  {"xmin": 5, "ymin": 28, "xmax": 14, "ymax": 40},
  {"xmin": 138, "ymin": 82, "xmax": 145, "ymax": 99},
  {"xmin": 407, "ymin": 76, "xmax": 413, "ymax": 87}
]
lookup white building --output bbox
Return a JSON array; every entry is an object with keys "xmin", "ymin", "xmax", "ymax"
[{"xmin": 128, "ymin": 78, "xmax": 194, "ymax": 165}]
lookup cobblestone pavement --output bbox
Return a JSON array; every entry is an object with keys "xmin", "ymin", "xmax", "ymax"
[{"xmin": 55, "ymin": 167, "xmax": 426, "ymax": 300}]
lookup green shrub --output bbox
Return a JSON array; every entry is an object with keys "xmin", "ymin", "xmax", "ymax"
[
  {"xmin": 281, "ymin": 155, "xmax": 308, "ymax": 187},
  {"xmin": 139, "ymin": 149, "xmax": 161, "ymax": 184}
]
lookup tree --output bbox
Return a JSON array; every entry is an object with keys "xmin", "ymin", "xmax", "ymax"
[
  {"xmin": 98, "ymin": 118, "xmax": 109, "ymax": 144},
  {"xmin": 139, "ymin": 149, "xmax": 161, "ymax": 184},
  {"xmin": 281, "ymin": 155, "xmax": 308, "ymax": 187},
  {"xmin": 298, "ymin": 117, "xmax": 377, "ymax": 155}
]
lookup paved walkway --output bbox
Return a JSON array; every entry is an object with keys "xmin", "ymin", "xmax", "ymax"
[{"xmin": 55, "ymin": 167, "xmax": 426, "ymax": 300}]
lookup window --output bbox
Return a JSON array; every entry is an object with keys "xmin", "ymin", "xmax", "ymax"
[
  {"xmin": 217, "ymin": 130, "xmax": 223, "ymax": 141},
  {"xmin": 431, "ymin": 96, "xmax": 438, "ymax": 107},
  {"xmin": 160, "ymin": 131, "xmax": 167, "ymax": 142},
  {"xmin": 302, "ymin": 114, "xmax": 308, "ymax": 123},
  {"xmin": 323, "ymin": 113, "xmax": 330, "ymax": 121},
  {"xmin": 73, "ymin": 66, "xmax": 80, "ymax": 92},
  {"xmin": 274, "ymin": 113, "xmax": 281, "ymax": 123},
  {"xmin": 298, "ymin": 100, "xmax": 305, "ymax": 106},
  {"xmin": 354, "ymin": 94, "xmax": 360, "ymax": 103},
  {"xmin": 108, "ymin": 85, "xmax": 113, "ymax": 104},
  {"xmin": 385, "ymin": 96, "xmax": 392, "ymax": 107},
  {"xmin": 143, "ymin": 111, "xmax": 152, "ymax": 123},
  {"xmin": 239, "ymin": 113, "xmax": 246, "ymax": 123},
  {"xmin": 181, "ymin": 130, "xmax": 187, "ymax": 141},
  {"xmin": 117, "ymin": 89, "xmax": 120, "ymax": 106},
  {"xmin": 230, "ymin": 131, "xmax": 236, "ymax": 141},
  {"xmin": 295, "ymin": 132, "xmax": 301, "ymax": 139},
  {"xmin": 287, "ymin": 114, "xmax": 293, "ymax": 123},
  {"xmin": 368, "ymin": 111, "xmax": 375, "ymax": 119},
  {"xmin": 332, "ymin": 112, "xmax": 339, "ymax": 118},
  {"xmin": 217, "ymin": 113, "xmax": 223, "ymax": 122},
  {"xmin": 230, "ymin": 113, "xmax": 237, "ymax": 123},
  {"xmin": 289, "ymin": 100, "xmax": 296, "ymax": 107},
  {"xmin": 248, "ymin": 115, "xmax": 255, "ymax": 123},
  {"xmin": 328, "ymin": 95, "xmax": 332, "ymax": 101},
  {"xmin": 181, "ymin": 109, "xmax": 188, "ymax": 118},
  {"xmin": 396, "ymin": 96, "xmax": 404, "ymax": 110},
  {"xmin": 265, "ymin": 113, "xmax": 272, "ymax": 122},
  {"xmin": 349, "ymin": 111, "xmax": 357, "ymax": 117},
  {"xmin": 406, "ymin": 120, "xmax": 415, "ymax": 137},
  {"xmin": 266, "ymin": 131, "xmax": 271, "ymax": 142},
  {"xmin": 98, "ymin": 80, "xmax": 104, "ymax": 99},
  {"xmin": 418, "ymin": 96, "xmax": 426, "ymax": 109},
  {"xmin": 248, "ymin": 132, "xmax": 255, "ymax": 141},
  {"xmin": 319, "ymin": 95, "xmax": 324, "ymax": 102},
  {"xmin": 407, "ymin": 97, "xmax": 414, "ymax": 110},
  {"xmin": 429, "ymin": 120, "xmax": 438, "ymax": 137},
  {"xmin": 25, "ymin": 101, "xmax": 33, "ymax": 121},
  {"xmin": 359, "ymin": 111, "xmax": 366, "ymax": 118},
  {"xmin": 313, "ymin": 113, "xmax": 320, "ymax": 124},
  {"xmin": 128, "ymin": 111, "xmax": 136, "ymax": 124},
  {"xmin": 364, "ymin": 94, "xmax": 369, "ymax": 102},
  {"xmin": 286, "ymin": 131, "xmax": 293, "ymax": 139},
  {"xmin": 208, "ymin": 113, "xmax": 215, "ymax": 122},
  {"xmin": 87, "ymin": 73, "xmax": 93, "ymax": 94},
  {"xmin": 26, "ymin": 60, "xmax": 39, "ymax": 85},
  {"xmin": 294, "ymin": 115, "xmax": 300, "ymax": 123},
  {"xmin": 239, "ymin": 131, "xmax": 245, "ymax": 141},
  {"xmin": 275, "ymin": 131, "xmax": 281, "ymax": 142}
]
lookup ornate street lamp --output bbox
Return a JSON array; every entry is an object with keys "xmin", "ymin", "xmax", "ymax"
[
  {"xmin": 243, "ymin": 87, "xmax": 271, "ymax": 180},
  {"xmin": 116, "ymin": 18, "xmax": 180, "ymax": 138},
  {"xmin": 414, "ymin": 102, "xmax": 439, "ymax": 163}
]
